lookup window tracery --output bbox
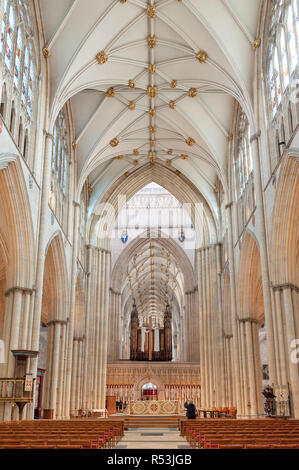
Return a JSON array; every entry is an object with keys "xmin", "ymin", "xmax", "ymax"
[{"xmin": 267, "ymin": 0, "xmax": 299, "ymax": 117}]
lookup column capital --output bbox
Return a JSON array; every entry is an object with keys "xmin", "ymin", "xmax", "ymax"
[
  {"xmin": 43, "ymin": 130, "xmax": 54, "ymax": 142},
  {"xmin": 239, "ymin": 317, "xmax": 259, "ymax": 324},
  {"xmin": 225, "ymin": 202, "xmax": 233, "ymax": 209},
  {"xmin": 47, "ymin": 319, "xmax": 67, "ymax": 327},
  {"xmin": 224, "ymin": 334, "xmax": 233, "ymax": 339},
  {"xmin": 73, "ymin": 200, "xmax": 81, "ymax": 208},
  {"xmin": 272, "ymin": 282, "xmax": 299, "ymax": 293},
  {"xmin": 5, "ymin": 286, "xmax": 35, "ymax": 297},
  {"xmin": 73, "ymin": 336, "xmax": 84, "ymax": 342},
  {"xmin": 250, "ymin": 130, "xmax": 261, "ymax": 144}
]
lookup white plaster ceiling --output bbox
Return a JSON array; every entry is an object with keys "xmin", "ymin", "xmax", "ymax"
[{"xmin": 39, "ymin": 0, "xmax": 261, "ymax": 214}]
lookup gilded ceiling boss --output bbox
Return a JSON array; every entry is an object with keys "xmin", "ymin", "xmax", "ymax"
[{"xmin": 0, "ymin": 0, "xmax": 298, "ymax": 453}]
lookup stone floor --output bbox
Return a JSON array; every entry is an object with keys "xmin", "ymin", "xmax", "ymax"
[{"xmin": 115, "ymin": 427, "xmax": 191, "ymax": 449}]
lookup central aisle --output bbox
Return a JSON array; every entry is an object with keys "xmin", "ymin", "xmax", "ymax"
[{"xmin": 115, "ymin": 427, "xmax": 191, "ymax": 450}]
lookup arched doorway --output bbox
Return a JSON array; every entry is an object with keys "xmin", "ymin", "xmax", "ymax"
[
  {"xmin": 141, "ymin": 382, "xmax": 158, "ymax": 401},
  {"xmin": 133, "ymin": 375, "xmax": 165, "ymax": 401}
]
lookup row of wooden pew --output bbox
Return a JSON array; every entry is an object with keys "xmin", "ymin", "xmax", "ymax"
[
  {"xmin": 0, "ymin": 419, "xmax": 124, "ymax": 449},
  {"xmin": 180, "ymin": 418, "xmax": 299, "ymax": 449}
]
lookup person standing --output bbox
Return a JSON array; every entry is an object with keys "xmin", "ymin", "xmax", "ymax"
[{"xmin": 184, "ymin": 400, "xmax": 196, "ymax": 419}]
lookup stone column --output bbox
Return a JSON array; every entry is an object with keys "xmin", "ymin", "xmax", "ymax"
[
  {"xmin": 281, "ymin": 285, "xmax": 299, "ymax": 417},
  {"xmin": 84, "ymin": 246, "xmax": 95, "ymax": 411},
  {"xmin": 273, "ymin": 288, "xmax": 287, "ymax": 385},
  {"xmin": 28, "ymin": 131, "xmax": 53, "ymax": 419},
  {"xmin": 244, "ymin": 319, "xmax": 257, "ymax": 416},
  {"xmin": 252, "ymin": 321, "xmax": 264, "ymax": 414},
  {"xmin": 200, "ymin": 248, "xmax": 207, "ymax": 409},
  {"xmin": 216, "ymin": 244, "xmax": 225, "ymax": 407},
  {"xmin": 225, "ymin": 202, "xmax": 242, "ymax": 414},
  {"xmin": 31, "ymin": 132, "xmax": 53, "ymax": 352},
  {"xmin": 100, "ymin": 251, "xmax": 111, "ymax": 409},
  {"xmin": 250, "ymin": 132, "xmax": 277, "ymax": 384},
  {"xmin": 44, "ymin": 320, "xmax": 61, "ymax": 419},
  {"xmin": 239, "ymin": 320, "xmax": 249, "ymax": 415},
  {"xmin": 64, "ymin": 201, "xmax": 81, "ymax": 418},
  {"xmin": 56, "ymin": 321, "xmax": 67, "ymax": 419},
  {"xmin": 70, "ymin": 338, "xmax": 79, "ymax": 415}
]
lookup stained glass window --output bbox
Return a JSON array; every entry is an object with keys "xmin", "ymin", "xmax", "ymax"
[
  {"xmin": 1, "ymin": 0, "xmax": 8, "ymax": 54},
  {"xmin": 14, "ymin": 27, "xmax": 22, "ymax": 88},
  {"xmin": 236, "ymin": 112, "xmax": 252, "ymax": 196},
  {"xmin": 280, "ymin": 30, "xmax": 289, "ymax": 89},
  {"xmin": 5, "ymin": 4, "xmax": 15, "ymax": 70},
  {"xmin": 0, "ymin": 1, "xmax": 36, "ymax": 118},
  {"xmin": 52, "ymin": 110, "xmax": 69, "ymax": 194},
  {"xmin": 22, "ymin": 46, "xmax": 28, "ymax": 105},
  {"xmin": 288, "ymin": 5, "xmax": 297, "ymax": 71},
  {"xmin": 268, "ymin": 0, "xmax": 299, "ymax": 118}
]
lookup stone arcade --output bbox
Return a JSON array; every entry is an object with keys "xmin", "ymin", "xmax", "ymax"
[{"xmin": 0, "ymin": 0, "xmax": 298, "ymax": 449}]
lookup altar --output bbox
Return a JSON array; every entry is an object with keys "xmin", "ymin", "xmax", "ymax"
[{"xmin": 127, "ymin": 400, "xmax": 179, "ymax": 415}]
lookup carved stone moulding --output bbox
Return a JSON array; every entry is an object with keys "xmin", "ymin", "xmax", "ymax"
[
  {"xmin": 128, "ymin": 79, "xmax": 135, "ymax": 89},
  {"xmin": 133, "ymin": 149, "xmax": 139, "ymax": 155},
  {"xmin": 181, "ymin": 154, "xmax": 188, "ymax": 160},
  {"xmin": 170, "ymin": 80, "xmax": 177, "ymax": 88},
  {"xmin": 252, "ymin": 38, "xmax": 261, "ymax": 51},
  {"xmin": 96, "ymin": 50, "xmax": 108, "ymax": 64},
  {"xmin": 148, "ymin": 34, "xmax": 157, "ymax": 48},
  {"xmin": 149, "ymin": 64, "xmax": 156, "ymax": 74},
  {"xmin": 167, "ymin": 149, "xmax": 173, "ymax": 155},
  {"xmin": 128, "ymin": 101, "xmax": 136, "ymax": 110},
  {"xmin": 188, "ymin": 87, "xmax": 197, "ymax": 98},
  {"xmin": 149, "ymin": 108, "xmax": 156, "ymax": 117},
  {"xmin": 196, "ymin": 49, "xmax": 208, "ymax": 63},
  {"xmin": 147, "ymin": 86, "xmax": 158, "ymax": 98},
  {"xmin": 115, "ymin": 155, "xmax": 123, "ymax": 160},
  {"xmin": 42, "ymin": 47, "xmax": 50, "ymax": 59},
  {"xmin": 147, "ymin": 5, "xmax": 156, "ymax": 19},
  {"xmin": 149, "ymin": 125, "xmax": 156, "ymax": 134},
  {"xmin": 106, "ymin": 87, "xmax": 115, "ymax": 98},
  {"xmin": 186, "ymin": 137, "xmax": 195, "ymax": 146},
  {"xmin": 110, "ymin": 138, "xmax": 119, "ymax": 147},
  {"xmin": 169, "ymin": 100, "xmax": 176, "ymax": 109}
]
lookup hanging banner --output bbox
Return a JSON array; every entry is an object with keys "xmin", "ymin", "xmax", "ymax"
[{"xmin": 24, "ymin": 373, "xmax": 33, "ymax": 392}]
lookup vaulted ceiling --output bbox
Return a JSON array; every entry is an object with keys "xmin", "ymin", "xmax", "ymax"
[{"xmin": 39, "ymin": 0, "xmax": 262, "ymax": 218}]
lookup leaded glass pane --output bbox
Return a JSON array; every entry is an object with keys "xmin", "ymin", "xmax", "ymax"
[
  {"xmin": 52, "ymin": 126, "xmax": 57, "ymax": 171},
  {"xmin": 14, "ymin": 27, "xmax": 22, "ymax": 88},
  {"xmin": 1, "ymin": 0, "xmax": 8, "ymax": 55},
  {"xmin": 280, "ymin": 29, "xmax": 289, "ymax": 89},
  {"xmin": 269, "ymin": 60, "xmax": 277, "ymax": 114},
  {"xmin": 287, "ymin": 5, "xmax": 298, "ymax": 71},
  {"xmin": 274, "ymin": 47, "xmax": 281, "ymax": 105},
  {"xmin": 5, "ymin": 4, "xmax": 15, "ymax": 69},
  {"xmin": 22, "ymin": 46, "xmax": 28, "ymax": 105}
]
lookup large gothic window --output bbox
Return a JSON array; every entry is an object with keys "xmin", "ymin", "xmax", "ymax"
[
  {"xmin": 52, "ymin": 110, "xmax": 68, "ymax": 194},
  {"xmin": 267, "ymin": 0, "xmax": 299, "ymax": 118},
  {"xmin": 49, "ymin": 106, "xmax": 72, "ymax": 235},
  {"xmin": 1, "ymin": 0, "xmax": 36, "ymax": 117},
  {"xmin": 236, "ymin": 112, "xmax": 253, "ymax": 195}
]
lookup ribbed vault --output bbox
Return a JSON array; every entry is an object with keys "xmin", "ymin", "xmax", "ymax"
[{"xmin": 89, "ymin": 162, "xmax": 216, "ymax": 249}]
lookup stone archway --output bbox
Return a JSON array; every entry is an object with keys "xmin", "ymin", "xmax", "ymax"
[{"xmin": 133, "ymin": 374, "xmax": 165, "ymax": 401}]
